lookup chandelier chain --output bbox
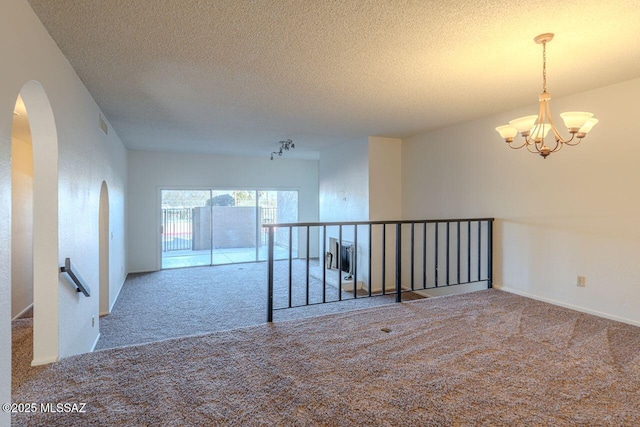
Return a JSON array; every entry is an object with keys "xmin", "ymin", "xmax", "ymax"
[{"xmin": 542, "ymin": 41, "xmax": 547, "ymax": 93}]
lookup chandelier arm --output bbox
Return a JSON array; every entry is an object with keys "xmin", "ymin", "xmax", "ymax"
[
  {"xmin": 525, "ymin": 140, "xmax": 541, "ymax": 154},
  {"xmin": 551, "ymin": 140, "xmax": 564, "ymax": 153},
  {"xmin": 563, "ymin": 135, "xmax": 583, "ymax": 146},
  {"xmin": 546, "ymin": 113, "xmax": 572, "ymax": 144},
  {"xmin": 537, "ymin": 97, "xmax": 547, "ymax": 136},
  {"xmin": 549, "ymin": 138, "xmax": 563, "ymax": 153},
  {"xmin": 508, "ymin": 141, "xmax": 528, "ymax": 150}
]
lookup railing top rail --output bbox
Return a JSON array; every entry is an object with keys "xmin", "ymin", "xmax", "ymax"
[{"xmin": 262, "ymin": 218, "xmax": 494, "ymax": 228}]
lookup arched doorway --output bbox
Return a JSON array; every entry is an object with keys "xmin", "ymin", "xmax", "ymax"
[
  {"xmin": 99, "ymin": 181, "xmax": 110, "ymax": 315},
  {"xmin": 11, "ymin": 95, "xmax": 33, "ymax": 322},
  {"xmin": 12, "ymin": 81, "xmax": 59, "ymax": 367},
  {"xmin": 10, "ymin": 93, "xmax": 36, "ymax": 392}
]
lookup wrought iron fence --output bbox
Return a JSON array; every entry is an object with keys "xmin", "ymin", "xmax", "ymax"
[
  {"xmin": 162, "ymin": 208, "xmax": 193, "ymax": 251},
  {"xmin": 260, "ymin": 207, "xmax": 277, "ymax": 246}
]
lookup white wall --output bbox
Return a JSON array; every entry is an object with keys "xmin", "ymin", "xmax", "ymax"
[
  {"xmin": 319, "ymin": 138, "xmax": 369, "ymax": 222},
  {"xmin": 402, "ymin": 77, "xmax": 640, "ymax": 326},
  {"xmin": 319, "ymin": 138, "xmax": 370, "ymax": 288},
  {"xmin": 11, "ymin": 133, "xmax": 33, "ymax": 319},
  {"xmin": 369, "ymin": 137, "xmax": 402, "ymax": 291},
  {"xmin": 127, "ymin": 150, "xmax": 319, "ymax": 272},
  {"xmin": 0, "ymin": 0, "xmax": 128, "ymax": 413},
  {"xmin": 368, "ymin": 136, "xmax": 402, "ymax": 220}
]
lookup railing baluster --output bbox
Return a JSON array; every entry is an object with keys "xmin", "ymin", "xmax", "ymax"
[
  {"xmin": 267, "ymin": 226, "xmax": 274, "ymax": 322},
  {"xmin": 457, "ymin": 221, "xmax": 461, "ymax": 285},
  {"xmin": 423, "ymin": 222, "xmax": 427, "ymax": 289},
  {"xmin": 368, "ymin": 224, "xmax": 372, "ymax": 297},
  {"xmin": 323, "ymin": 225, "xmax": 327, "ymax": 303},
  {"xmin": 353, "ymin": 225, "xmax": 358, "ymax": 299},
  {"xmin": 446, "ymin": 222, "xmax": 450, "ymax": 286},
  {"xmin": 306, "ymin": 225, "xmax": 310, "ymax": 306},
  {"xmin": 382, "ymin": 224, "xmax": 386, "ymax": 295},
  {"xmin": 289, "ymin": 226, "xmax": 293, "ymax": 308},
  {"xmin": 467, "ymin": 221, "xmax": 471, "ymax": 283},
  {"xmin": 339, "ymin": 225, "xmax": 343, "ymax": 301},
  {"xmin": 395, "ymin": 223, "xmax": 402, "ymax": 303},
  {"xmin": 478, "ymin": 221, "xmax": 482, "ymax": 281},
  {"xmin": 410, "ymin": 222, "xmax": 415, "ymax": 291},
  {"xmin": 435, "ymin": 223, "xmax": 439, "ymax": 287}
]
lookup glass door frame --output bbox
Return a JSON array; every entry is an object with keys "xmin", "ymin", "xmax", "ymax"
[{"xmin": 157, "ymin": 186, "xmax": 300, "ymax": 269}]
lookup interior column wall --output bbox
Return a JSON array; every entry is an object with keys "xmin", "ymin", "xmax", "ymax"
[
  {"xmin": 319, "ymin": 138, "xmax": 370, "ymax": 289},
  {"xmin": 368, "ymin": 137, "xmax": 402, "ymax": 291}
]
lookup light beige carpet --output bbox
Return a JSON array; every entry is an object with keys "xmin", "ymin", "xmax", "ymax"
[
  {"xmin": 96, "ymin": 260, "xmax": 424, "ymax": 350},
  {"xmin": 11, "ymin": 318, "xmax": 45, "ymax": 394},
  {"xmin": 12, "ymin": 290, "xmax": 640, "ymax": 426}
]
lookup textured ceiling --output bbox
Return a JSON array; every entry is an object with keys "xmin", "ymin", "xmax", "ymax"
[{"xmin": 26, "ymin": 0, "xmax": 640, "ymax": 159}]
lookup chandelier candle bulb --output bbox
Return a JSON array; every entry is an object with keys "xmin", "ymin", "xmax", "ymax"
[{"xmin": 496, "ymin": 33, "xmax": 599, "ymax": 158}]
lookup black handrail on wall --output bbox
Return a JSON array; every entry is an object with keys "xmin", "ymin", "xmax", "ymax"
[
  {"xmin": 60, "ymin": 257, "xmax": 91, "ymax": 297},
  {"xmin": 265, "ymin": 218, "xmax": 494, "ymax": 322}
]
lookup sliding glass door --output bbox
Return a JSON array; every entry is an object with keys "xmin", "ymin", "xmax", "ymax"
[
  {"xmin": 161, "ymin": 189, "xmax": 298, "ymax": 269},
  {"xmin": 209, "ymin": 190, "xmax": 257, "ymax": 265},
  {"xmin": 161, "ymin": 190, "xmax": 211, "ymax": 268}
]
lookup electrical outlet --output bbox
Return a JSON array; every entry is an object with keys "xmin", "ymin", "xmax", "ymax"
[
  {"xmin": 92, "ymin": 316, "xmax": 95, "ymax": 327},
  {"xmin": 576, "ymin": 275, "xmax": 586, "ymax": 287}
]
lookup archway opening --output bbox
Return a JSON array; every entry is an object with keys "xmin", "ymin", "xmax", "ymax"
[
  {"xmin": 10, "ymin": 94, "xmax": 36, "ymax": 392},
  {"xmin": 99, "ymin": 181, "xmax": 110, "ymax": 315},
  {"xmin": 11, "ymin": 94, "xmax": 34, "ymax": 320},
  {"xmin": 9, "ymin": 81, "xmax": 59, "ymax": 376}
]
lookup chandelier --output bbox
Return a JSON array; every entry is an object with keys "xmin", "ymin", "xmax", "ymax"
[
  {"xmin": 495, "ymin": 33, "xmax": 598, "ymax": 159},
  {"xmin": 270, "ymin": 139, "xmax": 295, "ymax": 160}
]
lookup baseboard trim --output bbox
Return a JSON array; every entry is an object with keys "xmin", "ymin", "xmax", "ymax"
[
  {"xmin": 127, "ymin": 269, "xmax": 158, "ymax": 274},
  {"xmin": 31, "ymin": 356, "xmax": 58, "ymax": 367},
  {"xmin": 495, "ymin": 284, "xmax": 640, "ymax": 327},
  {"xmin": 108, "ymin": 274, "xmax": 128, "ymax": 313},
  {"xmin": 12, "ymin": 303, "xmax": 33, "ymax": 321},
  {"xmin": 91, "ymin": 333, "xmax": 101, "ymax": 352}
]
